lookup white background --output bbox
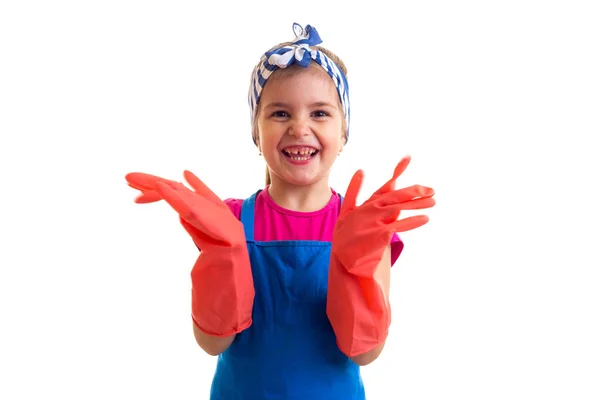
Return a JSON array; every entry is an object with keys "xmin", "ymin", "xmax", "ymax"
[{"xmin": 1, "ymin": 0, "xmax": 599, "ymax": 399}]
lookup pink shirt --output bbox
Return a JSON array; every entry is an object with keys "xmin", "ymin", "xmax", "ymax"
[{"xmin": 225, "ymin": 187, "xmax": 404, "ymax": 266}]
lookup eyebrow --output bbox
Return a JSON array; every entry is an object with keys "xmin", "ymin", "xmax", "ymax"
[{"xmin": 263, "ymin": 101, "xmax": 338, "ymax": 110}]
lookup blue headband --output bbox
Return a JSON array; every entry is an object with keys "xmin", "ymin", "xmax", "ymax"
[{"xmin": 248, "ymin": 23, "xmax": 350, "ymax": 144}]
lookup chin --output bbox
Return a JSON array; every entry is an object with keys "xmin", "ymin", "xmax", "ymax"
[
  {"xmin": 281, "ymin": 173, "xmax": 325, "ymax": 187},
  {"xmin": 269, "ymin": 167, "xmax": 328, "ymax": 187}
]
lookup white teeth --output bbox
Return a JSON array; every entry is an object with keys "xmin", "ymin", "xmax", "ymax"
[
  {"xmin": 284, "ymin": 147, "xmax": 316, "ymax": 155},
  {"xmin": 282, "ymin": 147, "xmax": 318, "ymax": 162}
]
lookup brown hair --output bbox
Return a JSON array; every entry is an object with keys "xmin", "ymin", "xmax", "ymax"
[{"xmin": 251, "ymin": 42, "xmax": 349, "ymax": 186}]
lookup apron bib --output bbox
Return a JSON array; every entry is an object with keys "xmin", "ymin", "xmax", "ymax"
[{"xmin": 210, "ymin": 191, "xmax": 365, "ymax": 399}]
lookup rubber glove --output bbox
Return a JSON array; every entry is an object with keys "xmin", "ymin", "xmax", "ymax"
[
  {"xmin": 327, "ymin": 156, "xmax": 435, "ymax": 357},
  {"xmin": 126, "ymin": 172, "xmax": 207, "ymax": 250},
  {"xmin": 125, "ymin": 172, "xmax": 179, "ymax": 204},
  {"xmin": 126, "ymin": 171, "xmax": 255, "ymax": 337}
]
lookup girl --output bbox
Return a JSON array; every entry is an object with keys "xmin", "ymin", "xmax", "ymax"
[{"xmin": 126, "ymin": 23, "xmax": 435, "ymax": 399}]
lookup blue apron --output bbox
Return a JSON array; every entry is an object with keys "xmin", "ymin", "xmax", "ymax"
[{"xmin": 210, "ymin": 190, "xmax": 365, "ymax": 399}]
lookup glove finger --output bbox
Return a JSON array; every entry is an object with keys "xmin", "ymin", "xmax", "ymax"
[
  {"xmin": 125, "ymin": 172, "xmax": 174, "ymax": 191},
  {"xmin": 341, "ymin": 169, "xmax": 364, "ymax": 215},
  {"xmin": 125, "ymin": 173, "xmax": 151, "ymax": 191},
  {"xmin": 373, "ymin": 155, "xmax": 411, "ymax": 195},
  {"xmin": 183, "ymin": 170, "xmax": 226, "ymax": 209},
  {"xmin": 376, "ymin": 185, "xmax": 435, "ymax": 206},
  {"xmin": 131, "ymin": 179, "xmax": 189, "ymax": 204},
  {"xmin": 391, "ymin": 215, "xmax": 430, "ymax": 232},
  {"xmin": 134, "ymin": 190, "xmax": 163, "ymax": 204},
  {"xmin": 375, "ymin": 198, "xmax": 436, "ymax": 224},
  {"xmin": 401, "ymin": 197, "xmax": 436, "ymax": 210},
  {"xmin": 126, "ymin": 181, "xmax": 163, "ymax": 204},
  {"xmin": 403, "ymin": 184, "xmax": 435, "ymax": 199},
  {"xmin": 390, "ymin": 197, "xmax": 436, "ymax": 211}
]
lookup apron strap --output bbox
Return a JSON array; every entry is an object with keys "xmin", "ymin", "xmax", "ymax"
[{"xmin": 240, "ymin": 190, "xmax": 261, "ymax": 242}]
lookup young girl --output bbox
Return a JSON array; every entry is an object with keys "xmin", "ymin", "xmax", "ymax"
[{"xmin": 126, "ymin": 23, "xmax": 435, "ymax": 399}]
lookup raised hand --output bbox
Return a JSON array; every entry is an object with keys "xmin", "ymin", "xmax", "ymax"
[
  {"xmin": 126, "ymin": 170, "xmax": 225, "ymax": 206},
  {"xmin": 124, "ymin": 170, "xmax": 255, "ymax": 337},
  {"xmin": 154, "ymin": 172, "xmax": 246, "ymax": 247},
  {"xmin": 327, "ymin": 156, "xmax": 435, "ymax": 357},
  {"xmin": 333, "ymin": 156, "xmax": 435, "ymax": 277},
  {"xmin": 126, "ymin": 170, "xmax": 245, "ymax": 246}
]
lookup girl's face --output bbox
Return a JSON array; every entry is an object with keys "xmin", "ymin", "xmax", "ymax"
[{"xmin": 256, "ymin": 64, "xmax": 346, "ymax": 188}]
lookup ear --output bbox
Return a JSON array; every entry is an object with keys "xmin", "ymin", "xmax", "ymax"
[
  {"xmin": 338, "ymin": 134, "xmax": 347, "ymax": 154},
  {"xmin": 255, "ymin": 137, "xmax": 262, "ymax": 153},
  {"xmin": 253, "ymin": 122, "xmax": 261, "ymax": 152}
]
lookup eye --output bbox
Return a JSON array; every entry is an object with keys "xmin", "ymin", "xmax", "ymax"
[
  {"xmin": 271, "ymin": 110, "xmax": 289, "ymax": 118},
  {"xmin": 312, "ymin": 110, "xmax": 329, "ymax": 118}
]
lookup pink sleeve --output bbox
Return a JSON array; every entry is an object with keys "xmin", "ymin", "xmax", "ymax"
[
  {"xmin": 223, "ymin": 198, "xmax": 243, "ymax": 220},
  {"xmin": 390, "ymin": 233, "xmax": 404, "ymax": 267}
]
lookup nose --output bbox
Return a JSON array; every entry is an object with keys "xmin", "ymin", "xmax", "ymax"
[{"xmin": 288, "ymin": 118, "xmax": 311, "ymax": 138}]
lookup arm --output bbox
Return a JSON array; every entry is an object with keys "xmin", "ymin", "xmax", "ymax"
[
  {"xmin": 349, "ymin": 245, "xmax": 391, "ymax": 366},
  {"xmin": 193, "ymin": 324, "xmax": 236, "ymax": 356}
]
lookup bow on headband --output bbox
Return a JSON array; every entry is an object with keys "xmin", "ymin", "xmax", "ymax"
[{"xmin": 248, "ymin": 23, "xmax": 350, "ymax": 144}]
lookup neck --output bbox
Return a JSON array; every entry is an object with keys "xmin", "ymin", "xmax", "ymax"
[{"xmin": 267, "ymin": 174, "xmax": 333, "ymax": 212}]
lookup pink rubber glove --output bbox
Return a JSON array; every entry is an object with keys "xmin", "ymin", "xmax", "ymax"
[
  {"xmin": 327, "ymin": 156, "xmax": 435, "ymax": 357},
  {"xmin": 126, "ymin": 171, "xmax": 255, "ymax": 337}
]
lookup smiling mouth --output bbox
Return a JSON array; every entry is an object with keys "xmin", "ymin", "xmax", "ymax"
[{"xmin": 281, "ymin": 147, "xmax": 319, "ymax": 160}]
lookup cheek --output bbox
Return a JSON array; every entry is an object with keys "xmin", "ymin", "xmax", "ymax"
[
  {"xmin": 260, "ymin": 134, "xmax": 278, "ymax": 150},
  {"xmin": 257, "ymin": 121, "xmax": 278, "ymax": 140},
  {"xmin": 256, "ymin": 125, "xmax": 270, "ymax": 149},
  {"xmin": 323, "ymin": 131, "xmax": 344, "ymax": 152}
]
